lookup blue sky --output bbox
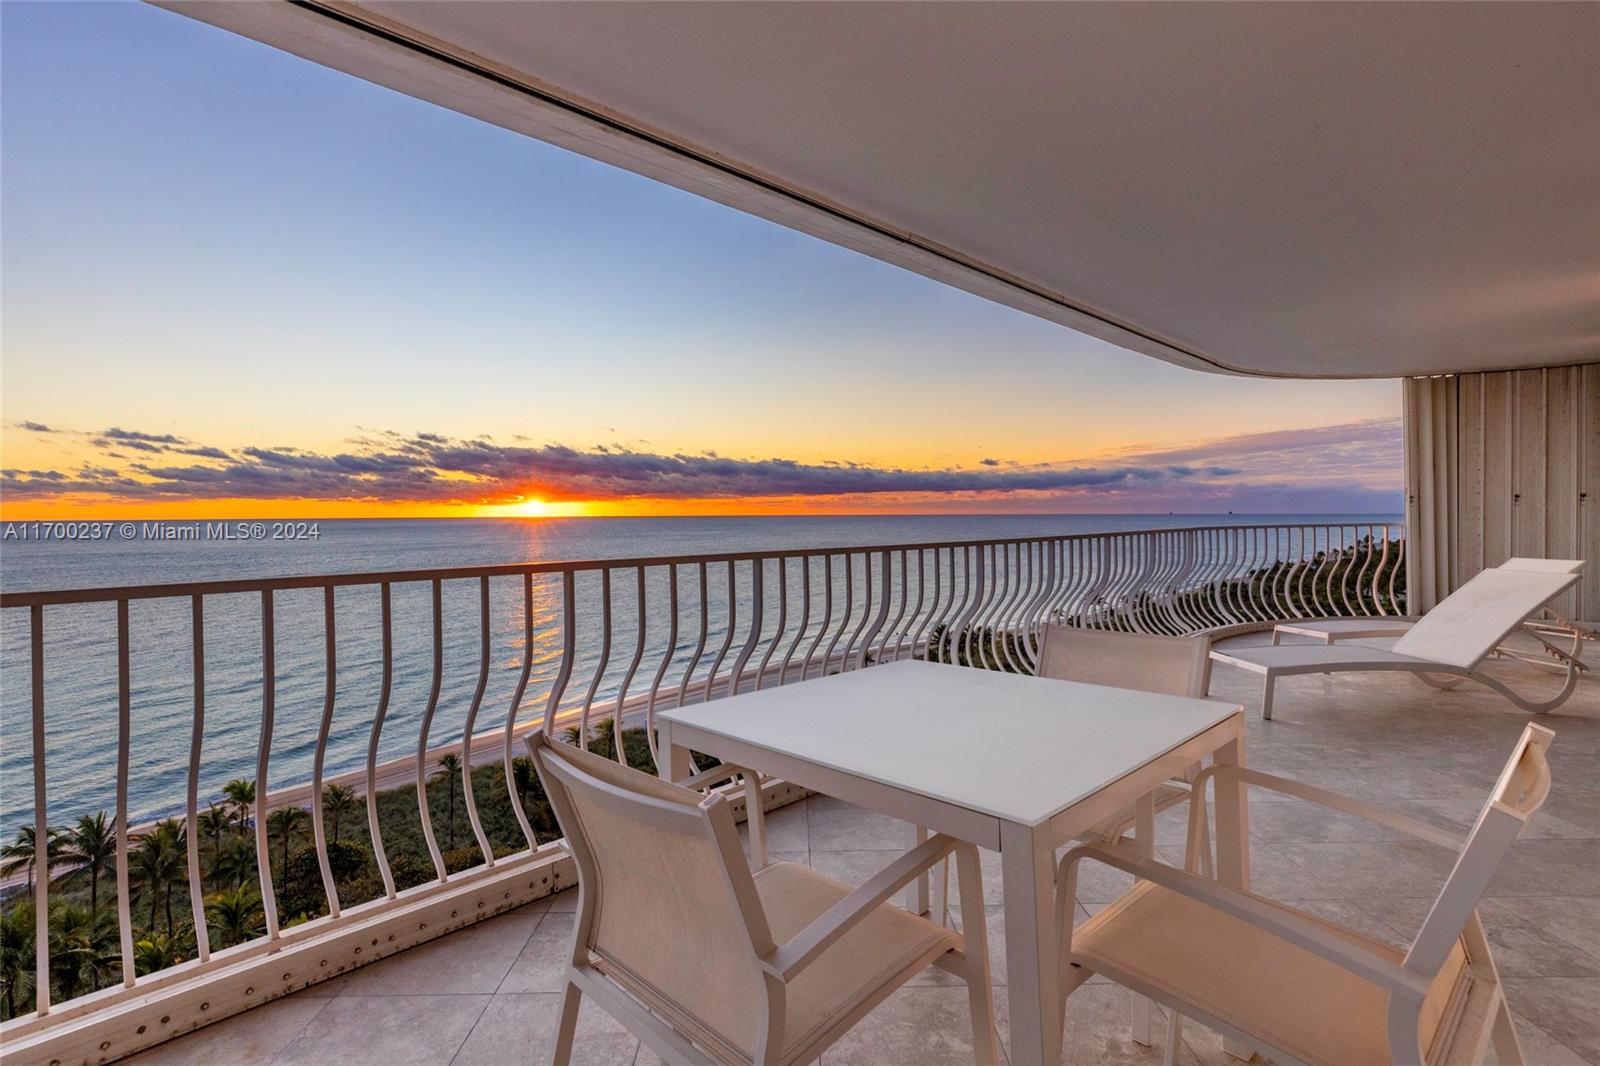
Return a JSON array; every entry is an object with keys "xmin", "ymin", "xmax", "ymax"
[{"xmin": 1, "ymin": 1, "xmax": 1401, "ymax": 516}]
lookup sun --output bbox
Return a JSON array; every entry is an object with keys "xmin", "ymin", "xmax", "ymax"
[{"xmin": 513, "ymin": 497, "xmax": 550, "ymax": 517}]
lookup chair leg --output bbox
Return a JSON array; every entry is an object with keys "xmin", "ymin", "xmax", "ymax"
[
  {"xmin": 1260, "ymin": 675, "xmax": 1276, "ymax": 721},
  {"xmin": 552, "ymin": 979, "xmax": 582, "ymax": 1066},
  {"xmin": 1130, "ymin": 793, "xmax": 1156, "ymax": 1046},
  {"xmin": 1490, "ymin": 996, "xmax": 1525, "ymax": 1066},
  {"xmin": 932, "ymin": 856, "xmax": 951, "ymax": 927},
  {"xmin": 904, "ymin": 824, "xmax": 932, "ymax": 915},
  {"xmin": 955, "ymin": 844, "xmax": 999, "ymax": 1066},
  {"xmin": 1270, "ymin": 629, "xmax": 1282, "ymax": 646}
]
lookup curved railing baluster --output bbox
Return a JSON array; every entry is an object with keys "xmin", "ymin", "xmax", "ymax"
[
  {"xmin": 415, "ymin": 580, "xmax": 447, "ymax": 882},
  {"xmin": 543, "ymin": 572, "xmax": 577, "ymax": 737},
  {"xmin": 256, "ymin": 591, "xmax": 281, "ymax": 937},
  {"xmin": 780, "ymin": 555, "xmax": 813, "ymax": 684},
  {"xmin": 579, "ymin": 568, "xmax": 613, "ymax": 746},
  {"xmin": 802, "ymin": 554, "xmax": 834, "ymax": 679},
  {"xmin": 644, "ymin": 563, "xmax": 681, "ymax": 769},
  {"xmin": 503, "ymin": 573, "xmax": 537, "ymax": 850},
  {"xmin": 859, "ymin": 551, "xmax": 892, "ymax": 668},
  {"xmin": 460, "ymin": 576, "xmax": 495, "ymax": 866},
  {"xmin": 30, "ymin": 605, "xmax": 50, "ymax": 1014},
  {"xmin": 756, "ymin": 557, "xmax": 787, "ymax": 689},
  {"xmin": 613, "ymin": 566, "xmax": 649, "ymax": 761},
  {"xmin": 368, "ymin": 583, "xmax": 397, "ymax": 895},
  {"xmin": 186, "ymin": 596, "xmax": 210, "ymax": 960},
  {"xmin": 310, "ymin": 586, "xmax": 342, "ymax": 916},
  {"xmin": 730, "ymin": 558, "xmax": 765, "ymax": 692},
  {"xmin": 704, "ymin": 561, "xmax": 738, "ymax": 699},
  {"xmin": 678, "ymin": 562, "xmax": 711, "ymax": 704},
  {"xmin": 115, "ymin": 600, "xmax": 135, "ymax": 987}
]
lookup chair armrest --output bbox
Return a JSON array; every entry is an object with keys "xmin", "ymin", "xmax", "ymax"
[
  {"xmin": 763, "ymin": 833, "xmax": 959, "ymax": 981},
  {"xmin": 1189, "ymin": 765, "xmax": 1464, "ymax": 850},
  {"xmin": 1059, "ymin": 842, "xmax": 1431, "ymax": 1001}
]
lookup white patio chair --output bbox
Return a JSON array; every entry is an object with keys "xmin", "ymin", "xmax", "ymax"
[
  {"xmin": 1057, "ymin": 722, "xmax": 1555, "ymax": 1066},
  {"xmin": 1271, "ymin": 559, "xmax": 1591, "ymax": 670},
  {"xmin": 1032, "ymin": 624, "xmax": 1214, "ymax": 1049},
  {"xmin": 1212, "ymin": 565, "xmax": 1586, "ymax": 718},
  {"xmin": 527, "ymin": 732, "xmax": 998, "ymax": 1066},
  {"xmin": 1034, "ymin": 624, "xmax": 1213, "ymax": 847}
]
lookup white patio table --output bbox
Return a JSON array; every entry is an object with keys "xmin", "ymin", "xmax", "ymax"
[{"xmin": 657, "ymin": 658, "xmax": 1248, "ymax": 1066}]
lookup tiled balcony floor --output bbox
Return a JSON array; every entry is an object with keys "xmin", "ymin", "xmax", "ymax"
[{"xmin": 128, "ymin": 632, "xmax": 1599, "ymax": 1066}]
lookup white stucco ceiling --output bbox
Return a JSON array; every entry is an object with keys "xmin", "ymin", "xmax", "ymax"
[{"xmin": 172, "ymin": 1, "xmax": 1599, "ymax": 378}]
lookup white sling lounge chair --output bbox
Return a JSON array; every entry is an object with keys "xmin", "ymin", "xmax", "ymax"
[
  {"xmin": 528, "ymin": 733, "xmax": 998, "ymax": 1066},
  {"xmin": 1211, "ymin": 566, "xmax": 1586, "ymax": 719},
  {"xmin": 1058, "ymin": 723, "xmax": 1555, "ymax": 1066},
  {"xmin": 1272, "ymin": 560, "xmax": 1592, "ymax": 670}
]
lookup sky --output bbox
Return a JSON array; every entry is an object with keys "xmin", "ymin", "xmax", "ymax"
[{"xmin": 0, "ymin": 1, "xmax": 1402, "ymax": 519}]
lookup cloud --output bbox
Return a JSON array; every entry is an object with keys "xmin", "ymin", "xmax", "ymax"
[
  {"xmin": 101, "ymin": 427, "xmax": 187, "ymax": 445},
  {"xmin": 0, "ymin": 418, "xmax": 1402, "ymax": 511},
  {"xmin": 15, "ymin": 421, "xmax": 55, "ymax": 433}
]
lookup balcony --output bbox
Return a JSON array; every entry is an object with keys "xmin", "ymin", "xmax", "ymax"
[
  {"xmin": 120, "ymin": 630, "xmax": 1598, "ymax": 1066},
  {"xmin": 3, "ymin": 524, "xmax": 1595, "ymax": 1064}
]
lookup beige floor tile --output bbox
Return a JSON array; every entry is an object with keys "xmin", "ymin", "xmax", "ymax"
[
  {"xmin": 272, "ymin": 993, "xmax": 489, "ymax": 1066},
  {"xmin": 451, "ymin": 993, "xmax": 639, "ymax": 1066}
]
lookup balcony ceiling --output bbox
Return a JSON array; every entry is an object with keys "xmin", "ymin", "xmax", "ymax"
[{"xmin": 175, "ymin": 1, "xmax": 1599, "ymax": 378}]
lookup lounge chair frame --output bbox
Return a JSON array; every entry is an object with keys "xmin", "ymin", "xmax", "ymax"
[{"xmin": 1213, "ymin": 566, "xmax": 1586, "ymax": 719}]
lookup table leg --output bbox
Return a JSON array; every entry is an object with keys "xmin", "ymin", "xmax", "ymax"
[
  {"xmin": 658, "ymin": 720, "xmax": 690, "ymax": 783},
  {"xmin": 1002, "ymin": 820, "xmax": 1062, "ymax": 1066},
  {"xmin": 1212, "ymin": 730, "xmax": 1252, "ymax": 1061}
]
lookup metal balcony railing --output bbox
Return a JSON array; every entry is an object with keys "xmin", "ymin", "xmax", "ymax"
[{"xmin": 0, "ymin": 520, "xmax": 1403, "ymax": 1056}]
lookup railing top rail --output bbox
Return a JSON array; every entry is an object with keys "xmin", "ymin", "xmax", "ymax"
[{"xmin": 0, "ymin": 520, "xmax": 1401, "ymax": 608}]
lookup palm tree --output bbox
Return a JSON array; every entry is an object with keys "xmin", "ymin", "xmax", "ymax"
[
  {"xmin": 0, "ymin": 824, "xmax": 63, "ymax": 895},
  {"xmin": 204, "ymin": 885, "xmax": 264, "ymax": 949},
  {"xmin": 130, "ymin": 821, "xmax": 185, "ymax": 937},
  {"xmin": 212, "ymin": 837, "xmax": 258, "ymax": 890},
  {"xmin": 59, "ymin": 812, "xmax": 117, "ymax": 916},
  {"xmin": 222, "ymin": 779, "xmax": 256, "ymax": 829},
  {"xmin": 432, "ymin": 753, "xmax": 462, "ymax": 849},
  {"xmin": 0, "ymin": 903, "xmax": 33, "ymax": 1020},
  {"xmin": 48, "ymin": 901, "xmax": 118, "ymax": 1000},
  {"xmin": 197, "ymin": 804, "xmax": 234, "ymax": 883},
  {"xmin": 132, "ymin": 931, "xmax": 187, "ymax": 977},
  {"xmin": 321, "ymin": 784, "xmax": 358, "ymax": 847},
  {"xmin": 265, "ymin": 806, "xmax": 307, "ymax": 890}
]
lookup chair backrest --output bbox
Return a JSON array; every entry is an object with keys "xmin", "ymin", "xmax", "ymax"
[
  {"xmin": 1403, "ymin": 724, "xmax": 1555, "ymax": 981},
  {"xmin": 528, "ymin": 733, "xmax": 773, "ymax": 1062},
  {"xmin": 1035, "ymin": 624, "xmax": 1210, "ymax": 698},
  {"xmin": 1391, "ymin": 568, "xmax": 1581, "ymax": 669},
  {"xmin": 1498, "ymin": 557, "xmax": 1585, "ymax": 575}
]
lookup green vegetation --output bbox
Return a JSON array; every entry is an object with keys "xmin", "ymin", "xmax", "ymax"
[{"xmin": 0, "ymin": 720, "xmax": 662, "ymax": 1020}]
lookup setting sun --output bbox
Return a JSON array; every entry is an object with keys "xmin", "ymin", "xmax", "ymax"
[{"xmin": 515, "ymin": 496, "xmax": 549, "ymax": 517}]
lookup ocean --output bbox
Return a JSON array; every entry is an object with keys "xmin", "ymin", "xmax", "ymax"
[{"xmin": 0, "ymin": 514, "xmax": 1400, "ymax": 839}]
